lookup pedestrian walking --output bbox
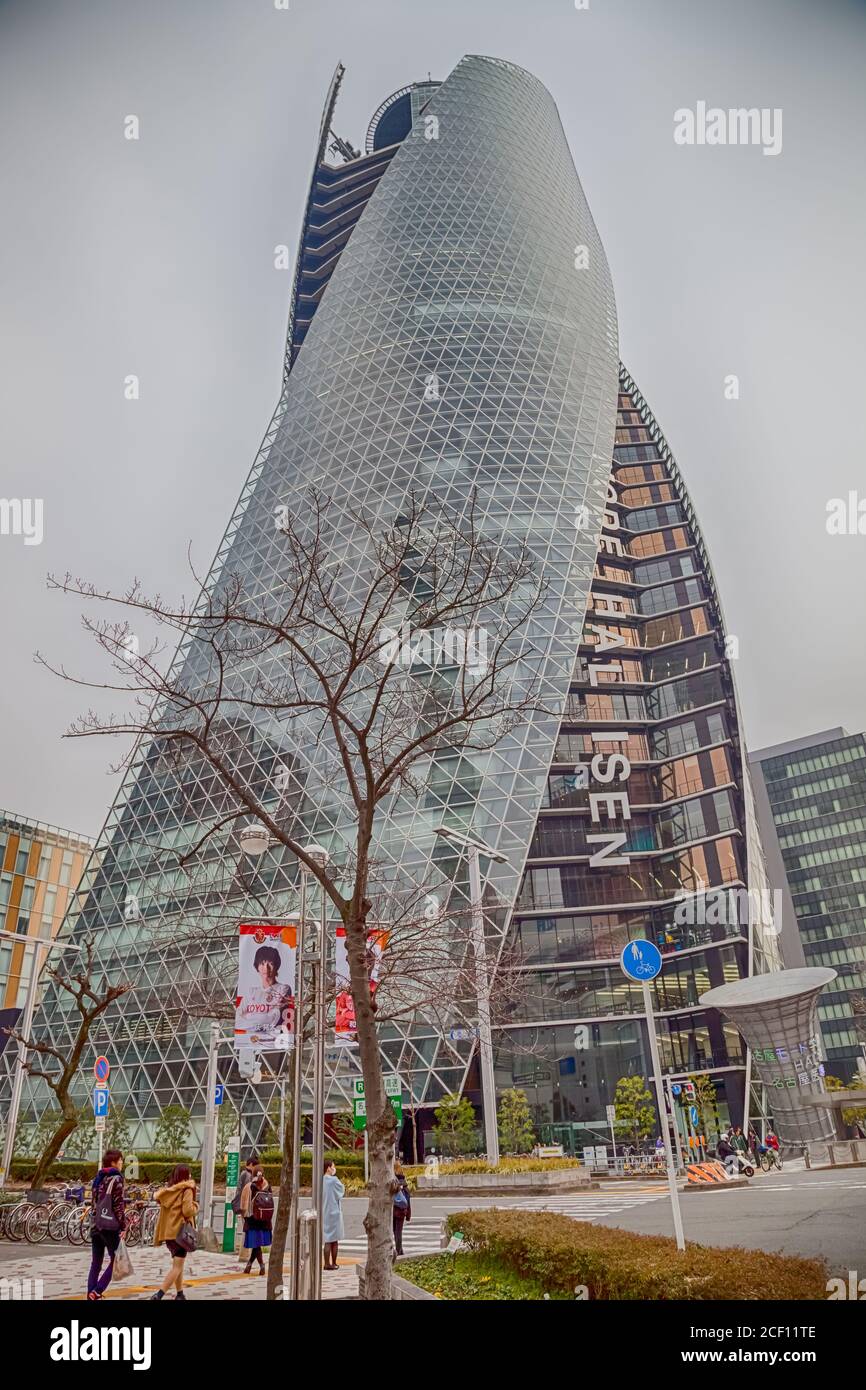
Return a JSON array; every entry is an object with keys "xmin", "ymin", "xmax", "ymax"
[
  {"xmin": 87, "ymin": 1148, "xmax": 126, "ymax": 1301},
  {"xmin": 241, "ymin": 1168, "xmax": 273, "ymax": 1275},
  {"xmin": 231, "ymin": 1155, "xmax": 257, "ymax": 1253},
  {"xmin": 150, "ymin": 1164, "xmax": 199, "ymax": 1301},
  {"xmin": 322, "ymin": 1160, "xmax": 345, "ymax": 1271},
  {"xmin": 391, "ymin": 1163, "xmax": 411, "ymax": 1257}
]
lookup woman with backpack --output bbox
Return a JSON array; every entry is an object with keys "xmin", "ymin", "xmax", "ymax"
[
  {"xmin": 240, "ymin": 1169, "xmax": 273, "ymax": 1275},
  {"xmin": 391, "ymin": 1162, "xmax": 412, "ymax": 1257},
  {"xmin": 150, "ymin": 1164, "xmax": 199, "ymax": 1301},
  {"xmin": 88, "ymin": 1148, "xmax": 126, "ymax": 1300}
]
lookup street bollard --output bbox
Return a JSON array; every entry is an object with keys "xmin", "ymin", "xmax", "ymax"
[{"xmin": 297, "ymin": 1208, "xmax": 319, "ymax": 1301}]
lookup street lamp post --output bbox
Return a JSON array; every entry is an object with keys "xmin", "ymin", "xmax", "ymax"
[
  {"xmin": 288, "ymin": 868, "xmax": 308, "ymax": 1301},
  {"xmin": 435, "ymin": 826, "xmax": 507, "ymax": 1166},
  {"xmin": 303, "ymin": 845, "xmax": 330, "ymax": 1303},
  {"xmin": 0, "ymin": 929, "xmax": 83, "ymax": 1188},
  {"xmin": 239, "ymin": 829, "xmax": 329, "ymax": 1299},
  {"xmin": 198, "ymin": 1021, "xmax": 222, "ymax": 1243}
]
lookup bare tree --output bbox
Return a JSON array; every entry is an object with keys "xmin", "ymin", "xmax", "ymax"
[
  {"xmin": 42, "ymin": 489, "xmax": 548, "ymax": 1297},
  {"xmin": 2, "ymin": 940, "xmax": 131, "ymax": 1191}
]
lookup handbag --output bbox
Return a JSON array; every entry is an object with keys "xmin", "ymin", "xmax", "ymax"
[
  {"xmin": 113, "ymin": 1238, "xmax": 134, "ymax": 1281},
  {"xmin": 175, "ymin": 1221, "xmax": 197, "ymax": 1252}
]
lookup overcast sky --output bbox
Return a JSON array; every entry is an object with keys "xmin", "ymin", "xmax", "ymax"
[{"xmin": 1, "ymin": 0, "xmax": 865, "ymax": 837}]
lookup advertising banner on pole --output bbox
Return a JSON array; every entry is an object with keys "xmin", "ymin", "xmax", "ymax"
[
  {"xmin": 234, "ymin": 921, "xmax": 297, "ymax": 1051},
  {"xmin": 334, "ymin": 925, "xmax": 389, "ymax": 1043}
]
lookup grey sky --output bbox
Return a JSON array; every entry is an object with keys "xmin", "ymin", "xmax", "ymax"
[{"xmin": 1, "ymin": 0, "xmax": 864, "ymax": 837}]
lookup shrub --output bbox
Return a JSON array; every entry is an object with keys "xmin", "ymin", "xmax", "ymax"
[
  {"xmin": 444, "ymin": 1210, "xmax": 829, "ymax": 1300},
  {"xmin": 497, "ymin": 1088, "xmax": 536, "ymax": 1155},
  {"xmin": 257, "ymin": 1147, "xmax": 361, "ymax": 1171}
]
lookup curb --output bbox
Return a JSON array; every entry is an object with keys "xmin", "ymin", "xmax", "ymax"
[{"xmin": 682, "ymin": 1177, "xmax": 751, "ymax": 1193}]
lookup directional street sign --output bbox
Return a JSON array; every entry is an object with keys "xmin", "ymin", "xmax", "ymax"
[
  {"xmin": 93, "ymin": 1056, "xmax": 110, "ymax": 1084},
  {"xmin": 619, "ymin": 938, "xmax": 662, "ymax": 982},
  {"xmin": 352, "ymin": 1075, "xmax": 402, "ymax": 1130},
  {"xmin": 214, "ymin": 1083, "xmax": 224, "ymax": 1107},
  {"xmin": 448, "ymin": 1027, "xmax": 479, "ymax": 1041},
  {"xmin": 689, "ymin": 1105, "xmax": 700, "ymax": 1128},
  {"xmin": 93, "ymin": 1087, "xmax": 109, "ymax": 1118},
  {"xmin": 671, "ymin": 1083, "xmax": 682, "ymax": 1097}
]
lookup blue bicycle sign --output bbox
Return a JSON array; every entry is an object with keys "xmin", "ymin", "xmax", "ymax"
[{"xmin": 620, "ymin": 939, "xmax": 662, "ymax": 982}]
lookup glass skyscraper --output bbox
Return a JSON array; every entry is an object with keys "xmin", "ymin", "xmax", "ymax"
[
  {"xmin": 3, "ymin": 56, "xmax": 779, "ymax": 1155},
  {"xmin": 750, "ymin": 729, "xmax": 866, "ymax": 1085}
]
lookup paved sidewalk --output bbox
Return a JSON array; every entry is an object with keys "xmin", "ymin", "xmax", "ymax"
[{"xmin": 0, "ymin": 1245, "xmax": 359, "ymax": 1300}]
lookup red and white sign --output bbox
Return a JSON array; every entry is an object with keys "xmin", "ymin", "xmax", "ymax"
[
  {"xmin": 234, "ymin": 921, "xmax": 297, "ymax": 1050},
  {"xmin": 93, "ymin": 1056, "xmax": 110, "ymax": 1084},
  {"xmin": 334, "ymin": 926, "xmax": 388, "ymax": 1042}
]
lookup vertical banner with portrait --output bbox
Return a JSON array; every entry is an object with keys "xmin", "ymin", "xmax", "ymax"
[
  {"xmin": 234, "ymin": 921, "xmax": 297, "ymax": 1051},
  {"xmin": 334, "ymin": 925, "xmax": 389, "ymax": 1043}
]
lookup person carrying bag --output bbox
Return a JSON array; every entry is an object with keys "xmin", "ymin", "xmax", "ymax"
[{"xmin": 150, "ymin": 1165, "xmax": 199, "ymax": 1301}]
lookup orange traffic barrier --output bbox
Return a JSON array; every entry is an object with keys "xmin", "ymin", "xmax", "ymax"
[{"xmin": 686, "ymin": 1160, "xmax": 729, "ymax": 1184}]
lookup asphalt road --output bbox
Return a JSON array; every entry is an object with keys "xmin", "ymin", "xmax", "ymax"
[{"xmin": 600, "ymin": 1168, "xmax": 866, "ymax": 1273}]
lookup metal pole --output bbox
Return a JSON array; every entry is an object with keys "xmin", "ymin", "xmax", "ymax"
[
  {"xmin": 467, "ymin": 847, "xmax": 499, "ymax": 1165},
  {"xmin": 288, "ymin": 872, "xmax": 307, "ymax": 1301},
  {"xmin": 310, "ymin": 883, "xmax": 327, "ymax": 1300},
  {"xmin": 665, "ymin": 1078, "xmax": 685, "ymax": 1173},
  {"xmin": 0, "ymin": 941, "xmax": 45, "ymax": 1187},
  {"xmin": 642, "ymin": 982, "xmax": 685, "ymax": 1251},
  {"xmin": 199, "ymin": 1021, "xmax": 220, "ymax": 1239}
]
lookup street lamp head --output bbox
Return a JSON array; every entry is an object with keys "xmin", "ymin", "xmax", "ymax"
[
  {"xmin": 239, "ymin": 824, "xmax": 273, "ymax": 858},
  {"xmin": 302, "ymin": 843, "xmax": 329, "ymax": 870},
  {"xmin": 435, "ymin": 824, "xmax": 508, "ymax": 866}
]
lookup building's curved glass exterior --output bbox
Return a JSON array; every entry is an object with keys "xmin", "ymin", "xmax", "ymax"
[{"xmin": 6, "ymin": 57, "xmax": 624, "ymax": 1151}]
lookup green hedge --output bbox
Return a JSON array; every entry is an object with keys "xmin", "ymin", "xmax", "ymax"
[
  {"xmin": 442, "ymin": 1210, "xmax": 829, "ymax": 1300},
  {"xmin": 405, "ymin": 1157, "xmax": 582, "ymax": 1177},
  {"xmin": 11, "ymin": 1150, "xmax": 364, "ymax": 1187}
]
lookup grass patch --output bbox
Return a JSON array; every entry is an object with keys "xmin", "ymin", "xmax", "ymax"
[{"xmin": 399, "ymin": 1251, "xmax": 571, "ymax": 1301}]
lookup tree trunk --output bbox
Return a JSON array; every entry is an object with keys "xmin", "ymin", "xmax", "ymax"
[
  {"xmin": 31, "ymin": 1104, "xmax": 78, "ymax": 1191},
  {"xmin": 343, "ymin": 904, "xmax": 395, "ymax": 1300},
  {"xmin": 267, "ymin": 1095, "xmax": 293, "ymax": 1301}
]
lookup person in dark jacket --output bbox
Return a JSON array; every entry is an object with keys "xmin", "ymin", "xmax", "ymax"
[
  {"xmin": 716, "ymin": 1132, "xmax": 737, "ymax": 1175},
  {"xmin": 391, "ymin": 1163, "xmax": 412, "ymax": 1257},
  {"xmin": 87, "ymin": 1148, "xmax": 126, "ymax": 1300}
]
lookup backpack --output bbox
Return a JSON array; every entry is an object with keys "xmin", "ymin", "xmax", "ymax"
[
  {"xmin": 252, "ymin": 1188, "xmax": 274, "ymax": 1223},
  {"xmin": 231, "ymin": 1171, "xmax": 250, "ymax": 1215},
  {"xmin": 92, "ymin": 1175, "xmax": 120, "ymax": 1232},
  {"xmin": 393, "ymin": 1185, "xmax": 409, "ymax": 1212}
]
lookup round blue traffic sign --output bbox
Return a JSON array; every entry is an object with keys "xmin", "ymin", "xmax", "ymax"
[
  {"xmin": 620, "ymin": 939, "xmax": 662, "ymax": 982},
  {"xmin": 93, "ymin": 1055, "xmax": 110, "ymax": 1084}
]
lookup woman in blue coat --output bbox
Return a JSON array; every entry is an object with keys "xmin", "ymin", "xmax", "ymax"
[{"xmin": 322, "ymin": 1161, "xmax": 345, "ymax": 1270}]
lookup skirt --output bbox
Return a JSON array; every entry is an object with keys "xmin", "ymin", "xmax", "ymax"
[{"xmin": 244, "ymin": 1227, "xmax": 272, "ymax": 1249}]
